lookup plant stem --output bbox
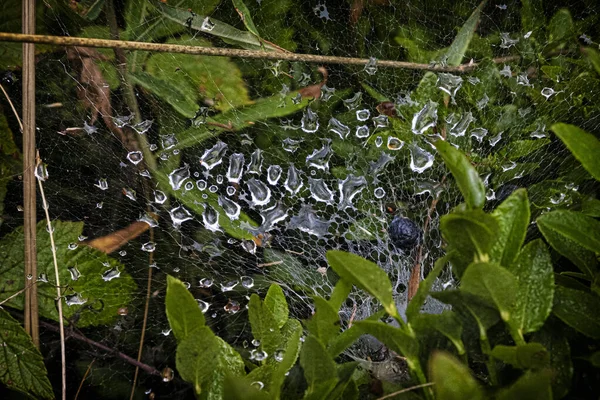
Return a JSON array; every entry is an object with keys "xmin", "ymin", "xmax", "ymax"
[
  {"xmin": 0, "ymin": 32, "xmax": 522, "ymax": 73},
  {"xmin": 479, "ymin": 331, "xmax": 498, "ymax": 386},
  {"xmin": 377, "ymin": 382, "xmax": 435, "ymax": 400},
  {"xmin": 37, "ymin": 153, "xmax": 66, "ymax": 400}
]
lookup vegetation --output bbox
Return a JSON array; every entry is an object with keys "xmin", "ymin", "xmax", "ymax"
[{"xmin": 0, "ymin": 0, "xmax": 599, "ymax": 399}]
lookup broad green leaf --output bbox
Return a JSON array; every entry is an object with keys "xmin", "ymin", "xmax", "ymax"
[
  {"xmin": 429, "ymin": 352, "xmax": 483, "ymax": 400},
  {"xmin": 551, "ymin": 123, "xmax": 600, "ymax": 181},
  {"xmin": 491, "ymin": 189, "xmax": 530, "ymax": 268},
  {"xmin": 152, "ymin": 0, "xmax": 278, "ymax": 51},
  {"xmin": 0, "ymin": 310, "xmax": 53, "ymax": 399},
  {"xmin": 532, "ymin": 324, "xmax": 573, "ymax": 399},
  {"xmin": 264, "ymin": 284, "xmax": 289, "ymax": 330},
  {"xmin": 435, "ymin": 140, "xmax": 485, "ymax": 209},
  {"xmin": 232, "ymin": 0, "xmax": 261, "ymax": 38},
  {"xmin": 431, "ymin": 290, "xmax": 500, "ymax": 333},
  {"xmin": 509, "ymin": 240, "xmax": 554, "ymax": 335},
  {"xmin": 440, "ymin": 210, "xmax": 498, "ymax": 277},
  {"xmin": 491, "ymin": 343, "xmax": 549, "ymax": 369},
  {"xmin": 412, "ymin": 311, "xmax": 465, "ymax": 355},
  {"xmin": 0, "ymin": 221, "xmax": 135, "ymax": 327},
  {"xmin": 326, "ymin": 250, "xmax": 397, "ymax": 317},
  {"xmin": 553, "ymin": 286, "xmax": 600, "ymax": 339},
  {"xmin": 269, "ymin": 319, "xmax": 302, "ymax": 398},
  {"xmin": 300, "ymin": 336, "xmax": 338, "ymax": 398},
  {"xmin": 581, "ymin": 197, "xmax": 600, "ymax": 217},
  {"xmin": 130, "ymin": 71, "xmax": 199, "ymax": 118},
  {"xmin": 328, "ymin": 279, "xmax": 352, "ymax": 311},
  {"xmin": 406, "ymin": 255, "xmax": 448, "ymax": 321},
  {"xmin": 537, "ymin": 210, "xmax": 599, "ymax": 277},
  {"xmin": 327, "ymin": 310, "xmax": 387, "ymax": 357},
  {"xmin": 444, "ymin": 1, "xmax": 487, "ymax": 66},
  {"xmin": 305, "ymin": 297, "xmax": 341, "ymax": 347},
  {"xmin": 166, "ymin": 275, "xmax": 205, "ymax": 342},
  {"xmin": 327, "ymin": 362, "xmax": 360, "ymax": 400},
  {"xmin": 548, "ymin": 9, "xmax": 575, "ymax": 44},
  {"xmin": 461, "ymin": 262, "xmax": 517, "ymax": 322},
  {"xmin": 248, "ymin": 293, "xmax": 283, "ymax": 356},
  {"xmin": 354, "ymin": 321, "xmax": 420, "ymax": 367},
  {"xmin": 223, "ymin": 374, "xmax": 271, "ymax": 400},
  {"xmin": 496, "ymin": 370, "xmax": 553, "ymax": 400},
  {"xmin": 176, "ymin": 327, "xmax": 245, "ymax": 396}
]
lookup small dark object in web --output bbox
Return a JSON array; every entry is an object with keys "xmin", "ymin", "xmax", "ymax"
[{"xmin": 388, "ymin": 216, "xmax": 421, "ymax": 252}]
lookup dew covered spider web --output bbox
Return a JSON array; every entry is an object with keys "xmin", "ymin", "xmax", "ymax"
[{"xmin": 1, "ymin": 0, "xmax": 599, "ymax": 397}]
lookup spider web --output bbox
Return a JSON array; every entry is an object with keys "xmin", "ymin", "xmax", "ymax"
[{"xmin": 1, "ymin": 0, "xmax": 599, "ymax": 398}]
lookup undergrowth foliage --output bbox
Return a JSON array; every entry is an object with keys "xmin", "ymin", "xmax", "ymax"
[{"xmin": 0, "ymin": 0, "xmax": 599, "ymax": 399}]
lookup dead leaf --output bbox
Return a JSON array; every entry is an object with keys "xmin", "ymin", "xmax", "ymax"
[
  {"xmin": 85, "ymin": 213, "xmax": 157, "ymax": 254},
  {"xmin": 298, "ymin": 66, "xmax": 328, "ymax": 99}
]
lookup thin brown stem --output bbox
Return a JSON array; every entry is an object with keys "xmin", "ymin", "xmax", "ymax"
[
  {"xmin": 376, "ymin": 382, "xmax": 435, "ymax": 400},
  {"xmin": 0, "ymin": 32, "xmax": 524, "ymax": 73},
  {"xmin": 0, "ymin": 83, "xmax": 23, "ymax": 131},
  {"xmin": 0, "ymin": 281, "xmax": 38, "ymax": 306},
  {"xmin": 74, "ymin": 359, "xmax": 95, "ymax": 400},
  {"xmin": 37, "ymin": 152, "xmax": 66, "ymax": 400}
]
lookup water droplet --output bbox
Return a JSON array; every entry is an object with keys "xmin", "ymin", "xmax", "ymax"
[
  {"xmin": 387, "ymin": 136, "xmax": 404, "ymax": 150},
  {"xmin": 274, "ymin": 350, "xmax": 285, "ymax": 362},
  {"xmin": 251, "ymin": 381, "xmax": 265, "ymax": 390},
  {"xmin": 168, "ymin": 163, "xmax": 190, "ymax": 190},
  {"xmin": 247, "ymin": 178, "xmax": 271, "ymax": 206},
  {"xmin": 516, "ymin": 73, "xmax": 532, "ymax": 87},
  {"xmin": 202, "ymin": 205, "xmax": 220, "ymax": 232},
  {"xmin": 123, "ymin": 188, "xmax": 137, "ymax": 201},
  {"xmin": 500, "ymin": 32, "xmax": 519, "ymax": 48},
  {"xmin": 154, "ymin": 190, "xmax": 167, "ymax": 204},
  {"xmin": 412, "ymin": 100, "xmax": 438, "ymax": 134},
  {"xmin": 169, "ymin": 205, "xmax": 193, "ymax": 226},
  {"xmin": 306, "ymin": 140, "xmax": 332, "ymax": 170},
  {"xmin": 338, "ymin": 175, "xmax": 367, "ymax": 209},
  {"xmin": 95, "ymin": 178, "xmax": 108, "ymax": 190},
  {"xmin": 226, "ymin": 186, "xmax": 236, "ymax": 196},
  {"xmin": 68, "ymin": 266, "xmax": 81, "ymax": 281},
  {"xmin": 209, "ymin": 185, "xmax": 218, "ymax": 193},
  {"xmin": 448, "ymin": 112, "xmax": 474, "ymax": 137},
  {"xmin": 308, "ymin": 178, "xmax": 335, "ymax": 203},
  {"xmin": 221, "ymin": 280, "xmax": 239, "ymax": 292},
  {"xmin": 184, "ymin": 181, "xmax": 194, "ymax": 191},
  {"xmin": 288, "ymin": 205, "xmax": 330, "ymax": 236},
  {"xmin": 368, "ymin": 152, "xmax": 395, "ymax": 175},
  {"xmin": 343, "ymin": 92, "xmax": 362, "ymax": 110},
  {"xmin": 126, "ymin": 151, "xmax": 143, "ymax": 165},
  {"xmin": 292, "ymin": 92, "xmax": 303, "ymax": 104},
  {"xmin": 499, "ymin": 64, "xmax": 512, "ymax": 78},
  {"xmin": 200, "ymin": 141, "xmax": 227, "ymax": 170},
  {"xmin": 161, "ymin": 328, "xmax": 172, "ymax": 336},
  {"xmin": 282, "ymin": 137, "xmax": 303, "ymax": 152},
  {"xmin": 489, "ymin": 131, "xmax": 503, "ymax": 147},
  {"xmin": 161, "ymin": 135, "xmax": 178, "ymax": 151},
  {"xmin": 541, "ymin": 87, "xmax": 555, "ymax": 100},
  {"xmin": 486, "ymin": 188, "xmax": 496, "ymax": 200},
  {"xmin": 375, "ymin": 136, "xmax": 383, "ymax": 147},
  {"xmin": 141, "ymin": 242, "xmax": 156, "ymax": 252},
  {"xmin": 35, "ymin": 163, "xmax": 49, "ymax": 181},
  {"xmin": 501, "ymin": 161, "xmax": 517, "ymax": 172},
  {"xmin": 300, "ymin": 107, "xmax": 319, "ymax": 133},
  {"xmin": 68, "ymin": 242, "xmax": 78, "ymax": 250},
  {"xmin": 201, "ymin": 16, "xmax": 215, "ymax": 31},
  {"xmin": 218, "ymin": 195, "xmax": 241, "ymax": 220},
  {"xmin": 409, "ymin": 144, "xmax": 434, "ymax": 173},
  {"xmin": 250, "ymin": 349, "xmax": 268, "ymax": 361},
  {"xmin": 356, "ymin": 109, "xmax": 370, "ymax": 121},
  {"xmin": 197, "ymin": 299, "xmax": 210, "ymax": 313},
  {"xmin": 102, "ymin": 266, "xmax": 121, "ymax": 281},
  {"xmin": 356, "ymin": 125, "xmax": 370, "ymax": 138},
  {"xmin": 320, "ymin": 85, "xmax": 335, "ymax": 101},
  {"xmin": 470, "ymin": 127, "xmax": 488, "ymax": 143},
  {"xmin": 437, "ymin": 73, "xmax": 463, "ymax": 97},
  {"xmin": 259, "ymin": 203, "xmax": 289, "ymax": 232},
  {"xmin": 284, "ymin": 164, "xmax": 303, "ymax": 195},
  {"xmin": 364, "ymin": 57, "xmax": 377, "ymax": 75},
  {"xmin": 161, "ymin": 367, "xmax": 174, "ymax": 383},
  {"xmin": 530, "ymin": 122, "xmax": 546, "ymax": 139},
  {"xmin": 267, "ymin": 165, "xmax": 283, "ymax": 185},
  {"xmin": 149, "ymin": 143, "xmax": 158, "ymax": 151},
  {"xmin": 328, "ymin": 118, "xmax": 350, "ymax": 139},
  {"xmin": 241, "ymin": 240, "xmax": 257, "ymax": 254},
  {"xmin": 65, "ymin": 293, "xmax": 87, "ymax": 306},
  {"xmin": 246, "ymin": 149, "xmax": 264, "ymax": 175},
  {"xmin": 241, "ymin": 276, "xmax": 254, "ymax": 289},
  {"xmin": 374, "ymin": 187, "xmax": 386, "ymax": 199},
  {"xmin": 96, "ymin": 202, "xmax": 103, "ymax": 209},
  {"xmin": 372, "ymin": 114, "xmax": 389, "ymax": 129},
  {"xmin": 224, "ymin": 299, "xmax": 241, "ymax": 313},
  {"xmin": 550, "ymin": 192, "xmax": 566, "ymax": 205},
  {"xmin": 313, "ymin": 2, "xmax": 330, "ymax": 20},
  {"xmin": 119, "ymin": 250, "xmax": 126, "ymax": 256},
  {"xmin": 477, "ymin": 94, "xmax": 489, "ymax": 110}
]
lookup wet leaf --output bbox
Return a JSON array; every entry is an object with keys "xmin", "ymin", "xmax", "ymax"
[
  {"xmin": 496, "ymin": 370, "xmax": 553, "ymax": 400},
  {"xmin": 264, "ymin": 284, "xmax": 289, "ymax": 330},
  {"xmin": 429, "ymin": 351, "xmax": 483, "ymax": 400},
  {"xmin": 0, "ymin": 310, "xmax": 53, "ymax": 399},
  {"xmin": 553, "ymin": 286, "xmax": 600, "ymax": 339},
  {"xmin": 435, "ymin": 140, "xmax": 485, "ymax": 209},
  {"xmin": 326, "ymin": 250, "xmax": 397, "ymax": 317},
  {"xmin": 269, "ymin": 319, "xmax": 302, "ymax": 397},
  {"xmin": 431, "ymin": 290, "xmax": 501, "ymax": 333},
  {"xmin": 532, "ymin": 323, "xmax": 573, "ymax": 399},
  {"xmin": 248, "ymin": 293, "xmax": 283, "ymax": 356},
  {"xmin": 300, "ymin": 336, "xmax": 338, "ymax": 398},
  {"xmin": 166, "ymin": 275, "xmax": 205, "ymax": 342},
  {"xmin": 444, "ymin": 0, "xmax": 487, "ymax": 66},
  {"xmin": 305, "ymin": 297, "xmax": 340, "ymax": 346},
  {"xmin": 551, "ymin": 123, "xmax": 600, "ymax": 181},
  {"xmin": 412, "ymin": 311, "xmax": 465, "ymax": 356},
  {"xmin": 490, "ymin": 188, "xmax": 530, "ymax": 268},
  {"xmin": 491, "ymin": 343, "xmax": 549, "ymax": 369},
  {"xmin": 460, "ymin": 262, "xmax": 517, "ymax": 322}
]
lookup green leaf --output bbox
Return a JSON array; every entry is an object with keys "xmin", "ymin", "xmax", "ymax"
[
  {"xmin": 248, "ymin": 293, "xmax": 283, "ymax": 356},
  {"xmin": 176, "ymin": 326, "xmax": 245, "ymax": 396},
  {"xmin": 551, "ymin": 123, "xmax": 600, "ymax": 181},
  {"xmin": 553, "ymin": 286, "xmax": 600, "ymax": 339},
  {"xmin": 166, "ymin": 275, "xmax": 205, "ymax": 342},
  {"xmin": 305, "ymin": 297, "xmax": 341, "ymax": 347},
  {"xmin": 431, "ymin": 290, "xmax": 500, "ymax": 333},
  {"xmin": 0, "ymin": 221, "xmax": 135, "ymax": 327},
  {"xmin": 444, "ymin": 1, "xmax": 487, "ymax": 66},
  {"xmin": 435, "ymin": 140, "xmax": 485, "ymax": 209},
  {"xmin": 508, "ymin": 240, "xmax": 554, "ymax": 335},
  {"xmin": 582, "ymin": 47, "xmax": 600, "ymax": 76},
  {"xmin": 490, "ymin": 189, "xmax": 530, "ymax": 268},
  {"xmin": 152, "ymin": 0, "xmax": 278, "ymax": 51},
  {"xmin": 406, "ymin": 255, "xmax": 448, "ymax": 321},
  {"xmin": 0, "ymin": 309, "xmax": 53, "ymax": 399},
  {"xmin": 581, "ymin": 197, "xmax": 600, "ymax": 217},
  {"xmin": 491, "ymin": 343, "xmax": 549, "ymax": 369},
  {"xmin": 223, "ymin": 374, "xmax": 272, "ymax": 400},
  {"xmin": 269, "ymin": 319, "xmax": 302, "ymax": 398},
  {"xmin": 547, "ymin": 9, "xmax": 575, "ymax": 44},
  {"xmin": 326, "ymin": 250, "xmax": 397, "ymax": 317},
  {"xmin": 412, "ymin": 311, "xmax": 465, "ymax": 355},
  {"xmin": 327, "ymin": 310, "xmax": 386, "ymax": 357},
  {"xmin": 440, "ymin": 210, "xmax": 498, "ymax": 277},
  {"xmin": 264, "ymin": 284, "xmax": 289, "ymax": 330},
  {"xmin": 232, "ymin": 0, "xmax": 261, "ymax": 38},
  {"xmin": 537, "ymin": 210, "xmax": 599, "ymax": 278},
  {"xmin": 521, "ymin": 0, "xmax": 546, "ymax": 34},
  {"xmin": 353, "ymin": 321, "xmax": 420, "ymax": 367},
  {"xmin": 328, "ymin": 279, "xmax": 352, "ymax": 311},
  {"xmin": 532, "ymin": 324, "xmax": 573, "ymax": 399},
  {"xmin": 460, "ymin": 262, "xmax": 517, "ymax": 322},
  {"xmin": 429, "ymin": 352, "xmax": 483, "ymax": 400},
  {"xmin": 496, "ymin": 370, "xmax": 553, "ymax": 400},
  {"xmin": 300, "ymin": 336, "xmax": 338, "ymax": 399},
  {"xmin": 129, "ymin": 71, "xmax": 199, "ymax": 118}
]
